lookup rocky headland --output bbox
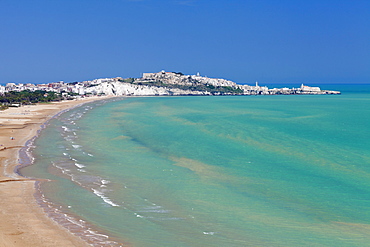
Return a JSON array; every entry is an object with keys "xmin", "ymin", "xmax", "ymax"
[
  {"xmin": 83, "ymin": 71, "xmax": 341, "ymax": 96},
  {"xmin": 1, "ymin": 71, "xmax": 341, "ymax": 97}
]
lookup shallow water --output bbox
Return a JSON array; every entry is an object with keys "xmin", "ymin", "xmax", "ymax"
[{"xmin": 21, "ymin": 84, "xmax": 370, "ymax": 246}]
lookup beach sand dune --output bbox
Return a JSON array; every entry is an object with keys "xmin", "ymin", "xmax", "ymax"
[{"xmin": 0, "ymin": 98, "xmax": 107, "ymax": 247}]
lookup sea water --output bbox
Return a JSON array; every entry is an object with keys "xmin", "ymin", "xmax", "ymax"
[{"xmin": 20, "ymin": 84, "xmax": 370, "ymax": 246}]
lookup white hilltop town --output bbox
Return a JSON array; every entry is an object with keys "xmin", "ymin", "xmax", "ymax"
[{"xmin": 0, "ymin": 71, "xmax": 340, "ymax": 97}]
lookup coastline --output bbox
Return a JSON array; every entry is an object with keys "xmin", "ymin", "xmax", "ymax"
[
  {"xmin": 0, "ymin": 96, "xmax": 110, "ymax": 247},
  {"xmin": 0, "ymin": 89, "xmax": 364, "ymax": 246}
]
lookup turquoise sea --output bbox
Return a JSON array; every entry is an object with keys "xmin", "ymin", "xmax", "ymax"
[{"xmin": 20, "ymin": 84, "xmax": 370, "ymax": 247}]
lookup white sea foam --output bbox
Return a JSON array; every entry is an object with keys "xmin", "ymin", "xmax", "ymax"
[
  {"xmin": 92, "ymin": 188, "xmax": 120, "ymax": 207},
  {"xmin": 138, "ymin": 205, "xmax": 170, "ymax": 213},
  {"xmin": 146, "ymin": 205, "xmax": 161, "ymax": 209},
  {"xmin": 61, "ymin": 126, "xmax": 71, "ymax": 132},
  {"xmin": 54, "ymin": 164, "xmax": 69, "ymax": 175},
  {"xmin": 86, "ymin": 230, "xmax": 109, "ymax": 239},
  {"xmin": 72, "ymin": 144, "xmax": 82, "ymax": 149},
  {"xmin": 75, "ymin": 163, "xmax": 86, "ymax": 168},
  {"xmin": 70, "ymin": 175, "xmax": 84, "ymax": 186},
  {"xmin": 154, "ymin": 217, "xmax": 184, "ymax": 221},
  {"xmin": 65, "ymin": 217, "xmax": 87, "ymax": 229},
  {"xmin": 63, "ymin": 136, "xmax": 75, "ymax": 142},
  {"xmin": 34, "ymin": 179, "xmax": 123, "ymax": 247},
  {"xmin": 140, "ymin": 209, "xmax": 170, "ymax": 213},
  {"xmin": 135, "ymin": 213, "xmax": 145, "ymax": 218}
]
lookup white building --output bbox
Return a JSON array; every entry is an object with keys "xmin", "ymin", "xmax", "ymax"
[{"xmin": 301, "ymin": 84, "xmax": 321, "ymax": 92}]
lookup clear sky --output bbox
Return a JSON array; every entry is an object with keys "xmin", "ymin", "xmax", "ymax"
[{"xmin": 1, "ymin": 0, "xmax": 369, "ymax": 84}]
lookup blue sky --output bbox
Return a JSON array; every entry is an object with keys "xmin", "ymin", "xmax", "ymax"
[{"xmin": 0, "ymin": 0, "xmax": 369, "ymax": 84}]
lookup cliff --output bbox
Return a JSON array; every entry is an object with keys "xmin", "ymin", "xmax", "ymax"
[
  {"xmin": 77, "ymin": 71, "xmax": 341, "ymax": 96},
  {"xmin": 84, "ymin": 81, "xmax": 211, "ymax": 96}
]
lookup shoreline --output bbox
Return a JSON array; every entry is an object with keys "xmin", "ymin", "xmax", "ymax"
[{"xmin": 0, "ymin": 96, "xmax": 113, "ymax": 247}]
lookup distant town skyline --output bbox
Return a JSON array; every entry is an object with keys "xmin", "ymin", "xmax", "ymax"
[{"xmin": 1, "ymin": 0, "xmax": 369, "ymax": 84}]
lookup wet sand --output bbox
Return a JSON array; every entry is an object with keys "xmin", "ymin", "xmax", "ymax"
[{"xmin": 0, "ymin": 97, "xmax": 109, "ymax": 247}]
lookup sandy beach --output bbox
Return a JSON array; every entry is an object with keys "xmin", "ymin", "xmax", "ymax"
[{"xmin": 0, "ymin": 97, "xmax": 109, "ymax": 247}]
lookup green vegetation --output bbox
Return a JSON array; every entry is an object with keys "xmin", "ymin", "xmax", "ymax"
[
  {"xmin": 118, "ymin": 78, "xmax": 136, "ymax": 83},
  {"xmin": 172, "ymin": 72, "xmax": 184, "ymax": 75},
  {"xmin": 64, "ymin": 92, "xmax": 79, "ymax": 96},
  {"xmin": 0, "ymin": 90, "xmax": 65, "ymax": 110}
]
